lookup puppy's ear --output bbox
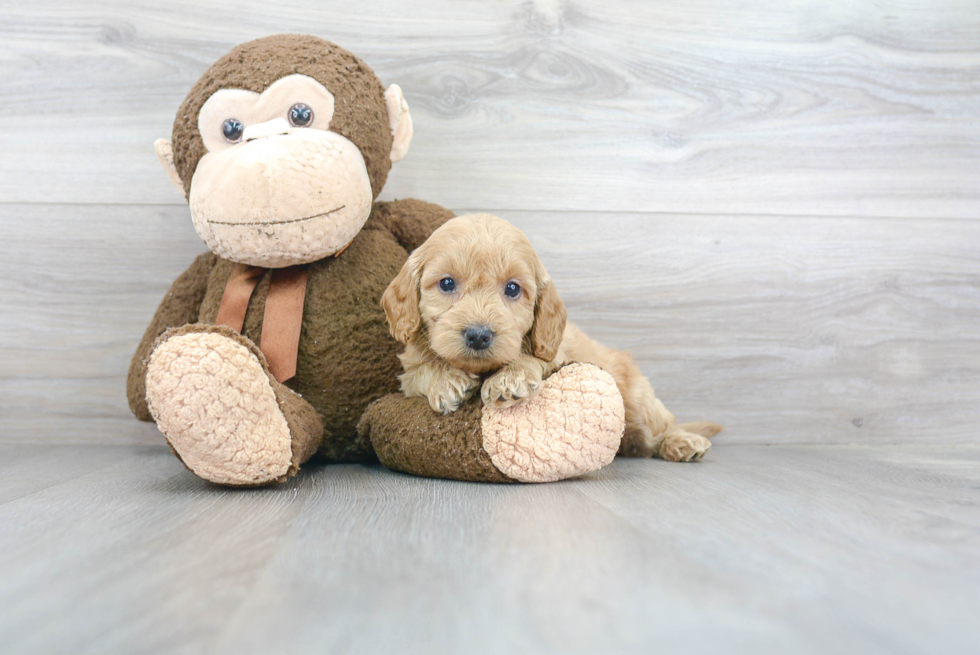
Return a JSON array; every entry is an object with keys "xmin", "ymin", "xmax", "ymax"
[
  {"xmin": 382, "ymin": 249, "xmax": 423, "ymax": 344},
  {"xmin": 531, "ymin": 263, "xmax": 567, "ymax": 361}
]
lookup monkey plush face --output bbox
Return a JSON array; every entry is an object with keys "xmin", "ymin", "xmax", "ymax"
[
  {"xmin": 154, "ymin": 35, "xmax": 413, "ymax": 268},
  {"xmin": 187, "ymin": 73, "xmax": 374, "ymax": 267}
]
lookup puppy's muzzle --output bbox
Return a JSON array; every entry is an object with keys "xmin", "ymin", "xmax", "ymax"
[{"xmin": 463, "ymin": 325, "xmax": 494, "ymax": 352}]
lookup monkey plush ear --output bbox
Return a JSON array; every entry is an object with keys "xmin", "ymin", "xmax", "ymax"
[
  {"xmin": 531, "ymin": 267, "xmax": 567, "ymax": 362},
  {"xmin": 381, "ymin": 249, "xmax": 423, "ymax": 344},
  {"xmin": 154, "ymin": 138, "xmax": 185, "ymax": 195},
  {"xmin": 384, "ymin": 84, "xmax": 413, "ymax": 163}
]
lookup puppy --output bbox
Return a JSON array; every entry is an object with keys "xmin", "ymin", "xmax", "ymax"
[{"xmin": 381, "ymin": 214, "xmax": 721, "ymax": 461}]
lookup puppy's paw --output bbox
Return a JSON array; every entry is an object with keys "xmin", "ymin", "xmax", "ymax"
[
  {"xmin": 427, "ymin": 368, "xmax": 480, "ymax": 415},
  {"xmin": 481, "ymin": 365, "xmax": 543, "ymax": 408},
  {"xmin": 659, "ymin": 430, "xmax": 712, "ymax": 462}
]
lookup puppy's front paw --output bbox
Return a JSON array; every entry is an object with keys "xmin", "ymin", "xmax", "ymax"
[
  {"xmin": 427, "ymin": 368, "xmax": 480, "ymax": 414},
  {"xmin": 481, "ymin": 366, "xmax": 543, "ymax": 408},
  {"xmin": 660, "ymin": 430, "xmax": 712, "ymax": 462}
]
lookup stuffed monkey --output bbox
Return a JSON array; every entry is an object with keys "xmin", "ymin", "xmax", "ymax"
[{"xmin": 128, "ymin": 35, "xmax": 626, "ymax": 486}]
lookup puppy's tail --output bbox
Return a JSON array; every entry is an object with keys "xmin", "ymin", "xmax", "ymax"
[{"xmin": 675, "ymin": 421, "xmax": 724, "ymax": 438}]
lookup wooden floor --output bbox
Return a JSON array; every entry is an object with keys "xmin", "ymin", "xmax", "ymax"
[
  {"xmin": 1, "ymin": 0, "xmax": 979, "ymax": 652},
  {"xmin": 0, "ymin": 443, "xmax": 978, "ymax": 654}
]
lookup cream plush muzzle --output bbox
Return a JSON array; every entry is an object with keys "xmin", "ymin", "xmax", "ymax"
[
  {"xmin": 188, "ymin": 127, "xmax": 373, "ymax": 268},
  {"xmin": 157, "ymin": 72, "xmax": 398, "ymax": 268}
]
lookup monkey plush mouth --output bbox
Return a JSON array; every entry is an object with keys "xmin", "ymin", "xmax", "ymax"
[{"xmin": 207, "ymin": 205, "xmax": 345, "ymax": 227}]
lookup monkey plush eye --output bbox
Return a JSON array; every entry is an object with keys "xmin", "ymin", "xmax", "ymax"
[
  {"xmin": 222, "ymin": 118, "xmax": 244, "ymax": 143},
  {"xmin": 439, "ymin": 277, "xmax": 456, "ymax": 293},
  {"xmin": 288, "ymin": 103, "xmax": 314, "ymax": 127},
  {"xmin": 504, "ymin": 281, "xmax": 521, "ymax": 298}
]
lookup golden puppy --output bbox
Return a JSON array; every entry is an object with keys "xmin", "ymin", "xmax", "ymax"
[{"xmin": 381, "ymin": 214, "xmax": 721, "ymax": 461}]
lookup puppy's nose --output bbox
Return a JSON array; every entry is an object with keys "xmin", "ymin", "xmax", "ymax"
[{"xmin": 463, "ymin": 325, "xmax": 494, "ymax": 351}]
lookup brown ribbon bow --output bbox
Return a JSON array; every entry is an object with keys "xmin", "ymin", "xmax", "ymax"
[
  {"xmin": 215, "ymin": 264, "xmax": 308, "ymax": 383},
  {"xmin": 214, "ymin": 241, "xmax": 353, "ymax": 383}
]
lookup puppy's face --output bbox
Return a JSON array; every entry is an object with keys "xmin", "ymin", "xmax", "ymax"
[{"xmin": 382, "ymin": 214, "xmax": 567, "ymax": 374}]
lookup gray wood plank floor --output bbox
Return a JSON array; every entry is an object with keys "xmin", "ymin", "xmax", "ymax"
[
  {"xmin": 1, "ymin": 0, "xmax": 978, "ymax": 652},
  {"xmin": 1, "ymin": 443, "xmax": 978, "ymax": 654}
]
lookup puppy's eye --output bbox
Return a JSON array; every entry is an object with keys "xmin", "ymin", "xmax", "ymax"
[
  {"xmin": 288, "ymin": 103, "xmax": 314, "ymax": 127},
  {"xmin": 504, "ymin": 281, "xmax": 521, "ymax": 298},
  {"xmin": 222, "ymin": 118, "xmax": 244, "ymax": 143},
  {"xmin": 439, "ymin": 277, "xmax": 456, "ymax": 293}
]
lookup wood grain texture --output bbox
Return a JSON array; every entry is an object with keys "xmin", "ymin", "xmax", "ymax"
[
  {"xmin": 0, "ymin": 443, "xmax": 977, "ymax": 654},
  {"xmin": 2, "ymin": 203, "xmax": 978, "ymax": 446},
  {"xmin": 0, "ymin": 0, "xmax": 977, "ymax": 217},
  {"xmin": 1, "ymin": 3, "xmax": 978, "ymax": 652}
]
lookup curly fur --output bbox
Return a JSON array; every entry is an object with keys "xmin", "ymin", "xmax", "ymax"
[{"xmin": 381, "ymin": 213, "xmax": 722, "ymax": 461}]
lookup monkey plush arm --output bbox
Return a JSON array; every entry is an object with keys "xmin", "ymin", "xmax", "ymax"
[
  {"xmin": 370, "ymin": 198, "xmax": 455, "ymax": 252},
  {"xmin": 126, "ymin": 251, "xmax": 218, "ymax": 421}
]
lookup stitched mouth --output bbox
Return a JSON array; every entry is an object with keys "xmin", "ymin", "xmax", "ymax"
[{"xmin": 208, "ymin": 205, "xmax": 345, "ymax": 227}]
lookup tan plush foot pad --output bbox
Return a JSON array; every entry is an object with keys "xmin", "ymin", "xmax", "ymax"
[
  {"xmin": 481, "ymin": 363, "xmax": 625, "ymax": 483},
  {"xmin": 145, "ymin": 331, "xmax": 292, "ymax": 486}
]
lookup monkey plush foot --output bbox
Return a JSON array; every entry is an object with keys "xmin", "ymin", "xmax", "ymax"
[
  {"xmin": 481, "ymin": 363, "xmax": 624, "ymax": 482},
  {"xmin": 359, "ymin": 363, "xmax": 624, "ymax": 483},
  {"xmin": 145, "ymin": 324, "xmax": 322, "ymax": 486}
]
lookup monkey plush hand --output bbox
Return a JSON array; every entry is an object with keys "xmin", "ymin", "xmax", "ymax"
[{"xmin": 128, "ymin": 35, "xmax": 625, "ymax": 486}]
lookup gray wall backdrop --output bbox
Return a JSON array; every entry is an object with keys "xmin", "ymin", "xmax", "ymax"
[{"xmin": 1, "ymin": 0, "xmax": 978, "ymax": 446}]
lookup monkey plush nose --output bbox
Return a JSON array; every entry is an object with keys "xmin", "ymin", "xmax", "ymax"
[
  {"xmin": 463, "ymin": 325, "xmax": 494, "ymax": 351},
  {"xmin": 242, "ymin": 118, "xmax": 292, "ymax": 142}
]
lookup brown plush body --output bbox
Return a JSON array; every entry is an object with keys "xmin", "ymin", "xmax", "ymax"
[
  {"xmin": 128, "ymin": 199, "xmax": 451, "ymax": 463},
  {"xmin": 129, "ymin": 34, "xmax": 643, "ymax": 486}
]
